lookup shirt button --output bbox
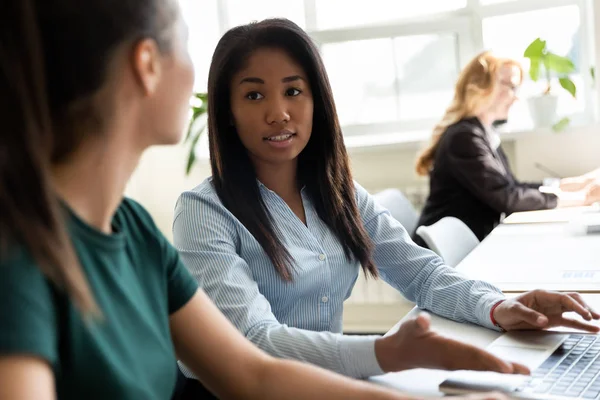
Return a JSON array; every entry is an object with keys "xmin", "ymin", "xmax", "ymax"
[
  {"xmin": 321, "ymin": 296, "xmax": 329, "ymax": 303},
  {"xmin": 318, "ymin": 253, "xmax": 326, "ymax": 261}
]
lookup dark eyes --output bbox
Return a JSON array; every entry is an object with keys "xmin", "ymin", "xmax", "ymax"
[
  {"xmin": 286, "ymin": 88, "xmax": 302, "ymax": 96},
  {"xmin": 245, "ymin": 88, "xmax": 302, "ymax": 100},
  {"xmin": 246, "ymin": 91, "xmax": 264, "ymax": 100}
]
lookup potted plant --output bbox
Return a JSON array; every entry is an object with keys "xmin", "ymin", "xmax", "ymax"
[
  {"xmin": 523, "ymin": 37, "xmax": 577, "ymax": 130},
  {"xmin": 184, "ymin": 92, "xmax": 208, "ymax": 175}
]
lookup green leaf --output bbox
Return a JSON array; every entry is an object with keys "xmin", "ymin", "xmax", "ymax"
[
  {"xmin": 591, "ymin": 66, "xmax": 596, "ymax": 82},
  {"xmin": 546, "ymin": 52, "xmax": 576, "ymax": 74},
  {"xmin": 184, "ymin": 110, "xmax": 204, "ymax": 143},
  {"xmin": 184, "ymin": 92, "xmax": 209, "ymax": 175},
  {"xmin": 559, "ymin": 77, "xmax": 577, "ymax": 98},
  {"xmin": 184, "ymin": 93, "xmax": 209, "ymax": 143},
  {"xmin": 552, "ymin": 117, "xmax": 570, "ymax": 132},
  {"xmin": 524, "ymin": 38, "xmax": 546, "ymax": 58},
  {"xmin": 185, "ymin": 146, "xmax": 196, "ymax": 175},
  {"xmin": 529, "ymin": 57, "xmax": 541, "ymax": 81},
  {"xmin": 185, "ymin": 123, "xmax": 206, "ymax": 175}
]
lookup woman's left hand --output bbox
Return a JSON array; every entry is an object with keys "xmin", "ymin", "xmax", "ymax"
[{"xmin": 493, "ymin": 290, "xmax": 600, "ymax": 332}]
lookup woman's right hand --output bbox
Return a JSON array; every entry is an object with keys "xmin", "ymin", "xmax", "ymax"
[
  {"xmin": 374, "ymin": 313, "xmax": 529, "ymax": 375},
  {"xmin": 560, "ymin": 176, "xmax": 595, "ymax": 192}
]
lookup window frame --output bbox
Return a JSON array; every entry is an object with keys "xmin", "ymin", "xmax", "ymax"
[{"xmin": 205, "ymin": 0, "xmax": 599, "ymax": 145}]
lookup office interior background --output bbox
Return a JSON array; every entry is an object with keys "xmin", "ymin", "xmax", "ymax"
[{"xmin": 126, "ymin": 0, "xmax": 600, "ymax": 333}]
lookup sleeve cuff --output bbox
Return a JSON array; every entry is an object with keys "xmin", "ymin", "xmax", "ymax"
[
  {"xmin": 0, "ymin": 332, "xmax": 57, "ymax": 367},
  {"xmin": 338, "ymin": 335, "xmax": 384, "ymax": 378},
  {"xmin": 476, "ymin": 292, "xmax": 506, "ymax": 331},
  {"xmin": 546, "ymin": 193, "xmax": 559, "ymax": 208}
]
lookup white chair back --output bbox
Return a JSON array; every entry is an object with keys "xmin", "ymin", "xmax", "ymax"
[
  {"xmin": 415, "ymin": 217, "xmax": 480, "ymax": 267},
  {"xmin": 373, "ymin": 189, "xmax": 419, "ymax": 234}
]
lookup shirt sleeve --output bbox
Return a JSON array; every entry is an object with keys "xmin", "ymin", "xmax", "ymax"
[
  {"xmin": 0, "ymin": 249, "xmax": 58, "ymax": 365},
  {"xmin": 354, "ymin": 182, "xmax": 506, "ymax": 331},
  {"xmin": 446, "ymin": 130, "xmax": 557, "ymax": 213},
  {"xmin": 496, "ymin": 147, "xmax": 543, "ymax": 190},
  {"xmin": 163, "ymin": 242, "xmax": 199, "ymax": 315},
  {"xmin": 172, "ymin": 190, "xmax": 382, "ymax": 379},
  {"xmin": 122, "ymin": 197, "xmax": 198, "ymax": 315}
]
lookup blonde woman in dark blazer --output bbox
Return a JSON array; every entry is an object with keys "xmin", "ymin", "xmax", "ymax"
[{"xmin": 414, "ymin": 51, "xmax": 583, "ymax": 245}]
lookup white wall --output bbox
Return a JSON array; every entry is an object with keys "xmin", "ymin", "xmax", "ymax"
[
  {"xmin": 511, "ymin": 126, "xmax": 600, "ymax": 181},
  {"xmin": 127, "ymin": 126, "xmax": 599, "ymax": 241},
  {"xmin": 125, "ymin": 145, "xmax": 212, "ymax": 242}
]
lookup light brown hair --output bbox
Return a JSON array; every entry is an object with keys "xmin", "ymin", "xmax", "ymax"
[
  {"xmin": 415, "ymin": 51, "xmax": 523, "ymax": 176},
  {"xmin": 0, "ymin": 0, "xmax": 176, "ymax": 315}
]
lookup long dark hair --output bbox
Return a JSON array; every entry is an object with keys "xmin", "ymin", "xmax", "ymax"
[
  {"xmin": 207, "ymin": 18, "xmax": 377, "ymax": 280},
  {"xmin": 0, "ymin": 0, "xmax": 176, "ymax": 314}
]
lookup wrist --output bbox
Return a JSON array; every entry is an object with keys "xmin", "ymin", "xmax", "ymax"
[
  {"xmin": 490, "ymin": 299, "xmax": 506, "ymax": 332},
  {"xmin": 374, "ymin": 336, "xmax": 398, "ymax": 373}
]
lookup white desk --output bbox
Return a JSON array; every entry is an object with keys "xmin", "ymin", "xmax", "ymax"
[
  {"xmin": 502, "ymin": 206, "xmax": 596, "ymax": 225},
  {"xmin": 369, "ymin": 295, "xmax": 600, "ymax": 397},
  {"xmin": 456, "ymin": 210, "xmax": 600, "ymax": 292},
  {"xmin": 368, "ymin": 208, "xmax": 600, "ymax": 396}
]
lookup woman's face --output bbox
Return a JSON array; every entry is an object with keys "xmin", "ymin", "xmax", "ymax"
[
  {"xmin": 487, "ymin": 64, "xmax": 521, "ymax": 121},
  {"xmin": 229, "ymin": 47, "xmax": 314, "ymax": 170},
  {"xmin": 141, "ymin": 6, "xmax": 196, "ymax": 146}
]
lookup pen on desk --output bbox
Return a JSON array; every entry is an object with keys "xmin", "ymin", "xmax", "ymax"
[{"xmin": 534, "ymin": 162, "xmax": 563, "ymax": 178}]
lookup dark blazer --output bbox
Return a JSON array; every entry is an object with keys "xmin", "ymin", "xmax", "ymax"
[{"xmin": 414, "ymin": 117, "xmax": 558, "ymax": 245}]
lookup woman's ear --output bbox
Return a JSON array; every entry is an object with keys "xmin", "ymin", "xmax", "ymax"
[{"xmin": 131, "ymin": 39, "xmax": 162, "ymax": 96}]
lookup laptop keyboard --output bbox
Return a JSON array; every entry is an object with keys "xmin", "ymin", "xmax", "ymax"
[{"xmin": 519, "ymin": 334, "xmax": 600, "ymax": 399}]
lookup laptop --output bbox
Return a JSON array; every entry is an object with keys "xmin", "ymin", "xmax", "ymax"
[{"xmin": 440, "ymin": 331, "xmax": 600, "ymax": 399}]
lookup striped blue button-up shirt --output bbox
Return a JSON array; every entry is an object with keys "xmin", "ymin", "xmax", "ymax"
[{"xmin": 173, "ymin": 178, "xmax": 505, "ymax": 378}]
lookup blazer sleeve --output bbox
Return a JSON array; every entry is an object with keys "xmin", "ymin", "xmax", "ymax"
[
  {"xmin": 496, "ymin": 148, "xmax": 543, "ymax": 190},
  {"xmin": 445, "ymin": 129, "xmax": 557, "ymax": 214}
]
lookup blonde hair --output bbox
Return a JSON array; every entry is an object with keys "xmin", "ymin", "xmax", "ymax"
[{"xmin": 415, "ymin": 51, "xmax": 523, "ymax": 176}]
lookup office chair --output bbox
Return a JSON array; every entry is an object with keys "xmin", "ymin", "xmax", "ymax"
[
  {"xmin": 415, "ymin": 217, "xmax": 480, "ymax": 267},
  {"xmin": 373, "ymin": 188, "xmax": 419, "ymax": 234}
]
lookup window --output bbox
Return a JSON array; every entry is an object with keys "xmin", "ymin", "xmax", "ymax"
[
  {"xmin": 180, "ymin": 0, "xmax": 220, "ymax": 92},
  {"xmin": 314, "ymin": 0, "xmax": 466, "ymax": 30},
  {"xmin": 322, "ymin": 34, "xmax": 459, "ymax": 127},
  {"xmin": 181, "ymin": 0, "xmax": 597, "ymax": 149},
  {"xmin": 479, "ymin": 0, "xmax": 515, "ymax": 4},
  {"xmin": 394, "ymin": 34, "xmax": 459, "ymax": 121},
  {"xmin": 224, "ymin": 0, "xmax": 306, "ymax": 29},
  {"xmin": 322, "ymin": 39, "xmax": 398, "ymax": 126}
]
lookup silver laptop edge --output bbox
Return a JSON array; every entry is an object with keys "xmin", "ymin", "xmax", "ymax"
[{"xmin": 440, "ymin": 330, "xmax": 600, "ymax": 400}]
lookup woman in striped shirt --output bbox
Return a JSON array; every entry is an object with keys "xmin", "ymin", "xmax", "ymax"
[{"xmin": 173, "ymin": 17, "xmax": 599, "ymax": 397}]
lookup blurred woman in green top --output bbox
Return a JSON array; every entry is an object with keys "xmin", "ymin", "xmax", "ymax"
[{"xmin": 0, "ymin": 1, "xmax": 514, "ymax": 399}]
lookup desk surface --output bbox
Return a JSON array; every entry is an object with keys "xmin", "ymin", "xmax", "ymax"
[
  {"xmin": 370, "ymin": 294, "xmax": 600, "ymax": 397},
  {"xmin": 502, "ymin": 206, "xmax": 595, "ymax": 225},
  {"xmin": 456, "ymin": 211, "xmax": 600, "ymax": 292},
  {"xmin": 369, "ymin": 207, "xmax": 600, "ymax": 396}
]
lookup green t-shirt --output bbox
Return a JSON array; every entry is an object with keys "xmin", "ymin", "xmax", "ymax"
[{"xmin": 0, "ymin": 198, "xmax": 198, "ymax": 399}]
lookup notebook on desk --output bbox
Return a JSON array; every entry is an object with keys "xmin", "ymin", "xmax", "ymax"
[
  {"xmin": 440, "ymin": 331, "xmax": 600, "ymax": 399},
  {"xmin": 494, "ymin": 269, "xmax": 600, "ymax": 293}
]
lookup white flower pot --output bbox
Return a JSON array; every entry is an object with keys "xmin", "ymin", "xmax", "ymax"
[{"xmin": 527, "ymin": 95, "xmax": 558, "ymax": 129}]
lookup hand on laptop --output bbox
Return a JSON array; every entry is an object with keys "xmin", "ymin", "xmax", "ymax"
[
  {"xmin": 492, "ymin": 290, "xmax": 600, "ymax": 332},
  {"xmin": 374, "ymin": 313, "xmax": 529, "ymax": 375}
]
